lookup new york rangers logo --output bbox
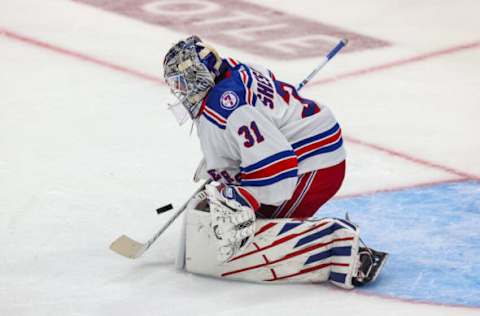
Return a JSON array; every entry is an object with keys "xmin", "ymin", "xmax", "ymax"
[{"xmin": 220, "ymin": 91, "xmax": 239, "ymax": 110}]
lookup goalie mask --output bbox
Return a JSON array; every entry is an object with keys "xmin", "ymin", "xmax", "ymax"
[{"xmin": 163, "ymin": 35, "xmax": 223, "ymax": 125}]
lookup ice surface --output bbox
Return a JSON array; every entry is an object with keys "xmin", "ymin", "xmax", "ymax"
[
  {"xmin": 320, "ymin": 180, "xmax": 480, "ymax": 307},
  {"xmin": 1, "ymin": 0, "xmax": 479, "ymax": 315}
]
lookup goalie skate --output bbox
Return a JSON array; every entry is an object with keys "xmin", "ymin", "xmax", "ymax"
[{"xmin": 352, "ymin": 247, "xmax": 389, "ymax": 286}]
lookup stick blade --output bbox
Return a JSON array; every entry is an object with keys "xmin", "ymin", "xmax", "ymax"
[{"xmin": 110, "ymin": 235, "xmax": 147, "ymax": 259}]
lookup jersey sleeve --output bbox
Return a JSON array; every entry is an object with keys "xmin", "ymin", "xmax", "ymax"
[{"xmin": 225, "ymin": 105, "xmax": 298, "ymax": 206}]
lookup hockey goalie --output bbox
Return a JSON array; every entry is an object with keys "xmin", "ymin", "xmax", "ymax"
[{"xmin": 163, "ymin": 36, "xmax": 388, "ymax": 289}]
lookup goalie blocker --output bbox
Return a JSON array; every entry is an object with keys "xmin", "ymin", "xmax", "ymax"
[{"xmin": 175, "ymin": 204, "xmax": 388, "ymax": 289}]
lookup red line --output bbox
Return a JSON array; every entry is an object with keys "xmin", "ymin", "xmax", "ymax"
[
  {"xmin": 325, "ymin": 283, "xmax": 480, "ymax": 310},
  {"xmin": 336, "ymin": 178, "xmax": 476, "ymax": 199},
  {"xmin": 345, "ymin": 136, "xmax": 478, "ymax": 179},
  {"xmin": 307, "ymin": 41, "xmax": 480, "ymax": 181},
  {"xmin": 3, "ymin": 27, "xmax": 478, "ymax": 91},
  {"xmin": 309, "ymin": 41, "xmax": 480, "ymax": 86},
  {"xmin": 2, "ymin": 27, "xmax": 478, "ymax": 184},
  {"xmin": 350, "ymin": 288, "xmax": 480, "ymax": 310},
  {"xmin": 0, "ymin": 27, "xmax": 164, "ymax": 85}
]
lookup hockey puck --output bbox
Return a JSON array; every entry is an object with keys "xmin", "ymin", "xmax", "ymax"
[{"xmin": 156, "ymin": 203, "xmax": 173, "ymax": 214}]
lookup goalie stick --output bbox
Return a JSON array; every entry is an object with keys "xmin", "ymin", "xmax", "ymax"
[
  {"xmin": 110, "ymin": 180, "xmax": 210, "ymax": 259},
  {"xmin": 110, "ymin": 38, "xmax": 348, "ymax": 259},
  {"xmin": 296, "ymin": 38, "xmax": 348, "ymax": 91}
]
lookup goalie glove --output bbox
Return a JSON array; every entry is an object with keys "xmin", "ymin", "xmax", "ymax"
[{"xmin": 205, "ymin": 184, "xmax": 256, "ymax": 263}]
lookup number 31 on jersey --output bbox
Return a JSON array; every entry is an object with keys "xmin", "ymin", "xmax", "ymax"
[{"xmin": 238, "ymin": 121, "xmax": 264, "ymax": 148}]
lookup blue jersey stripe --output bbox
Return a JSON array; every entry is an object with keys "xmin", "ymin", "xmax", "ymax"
[
  {"xmin": 241, "ymin": 169, "xmax": 297, "ymax": 187},
  {"xmin": 234, "ymin": 193, "xmax": 248, "ymax": 207},
  {"xmin": 244, "ymin": 66, "xmax": 253, "ymax": 88},
  {"xmin": 240, "ymin": 150, "xmax": 296, "ymax": 173},
  {"xmin": 297, "ymin": 138, "xmax": 343, "ymax": 162},
  {"xmin": 203, "ymin": 113, "xmax": 226, "ymax": 130},
  {"xmin": 251, "ymin": 93, "xmax": 257, "ymax": 106},
  {"xmin": 292, "ymin": 123, "xmax": 340, "ymax": 149}
]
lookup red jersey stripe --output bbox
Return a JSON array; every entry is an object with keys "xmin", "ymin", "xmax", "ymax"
[
  {"xmin": 295, "ymin": 129, "xmax": 342, "ymax": 157},
  {"xmin": 254, "ymin": 222, "xmax": 278, "ymax": 237},
  {"xmin": 204, "ymin": 106, "xmax": 227, "ymax": 124},
  {"xmin": 241, "ymin": 157, "xmax": 298, "ymax": 180},
  {"xmin": 228, "ymin": 57, "xmax": 238, "ymax": 67},
  {"xmin": 237, "ymin": 187, "xmax": 260, "ymax": 210}
]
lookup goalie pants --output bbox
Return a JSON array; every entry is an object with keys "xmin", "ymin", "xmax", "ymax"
[{"xmin": 257, "ymin": 160, "xmax": 346, "ymax": 218}]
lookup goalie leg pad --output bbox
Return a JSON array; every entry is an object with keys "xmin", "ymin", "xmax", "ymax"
[{"xmin": 183, "ymin": 208, "xmax": 362, "ymax": 288}]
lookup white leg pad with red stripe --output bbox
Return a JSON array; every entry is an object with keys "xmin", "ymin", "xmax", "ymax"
[{"xmin": 178, "ymin": 208, "xmax": 360, "ymax": 289}]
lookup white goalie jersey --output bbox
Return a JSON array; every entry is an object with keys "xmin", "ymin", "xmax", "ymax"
[{"xmin": 196, "ymin": 58, "xmax": 345, "ymax": 207}]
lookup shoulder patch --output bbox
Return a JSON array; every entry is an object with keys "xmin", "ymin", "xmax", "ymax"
[
  {"xmin": 201, "ymin": 69, "xmax": 251, "ymax": 130},
  {"xmin": 220, "ymin": 91, "xmax": 239, "ymax": 110}
]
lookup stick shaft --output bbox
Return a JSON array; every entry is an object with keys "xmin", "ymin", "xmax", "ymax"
[
  {"xmin": 142, "ymin": 180, "xmax": 210, "ymax": 252},
  {"xmin": 296, "ymin": 38, "xmax": 348, "ymax": 91}
]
